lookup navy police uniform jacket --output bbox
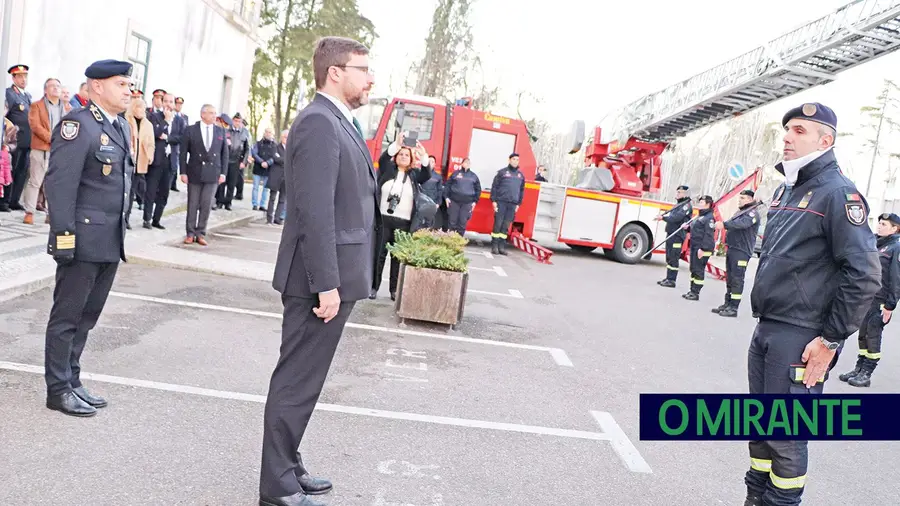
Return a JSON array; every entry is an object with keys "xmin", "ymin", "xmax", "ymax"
[
  {"xmin": 45, "ymin": 102, "xmax": 134, "ymax": 263},
  {"xmin": 724, "ymin": 202, "xmax": 761, "ymax": 256},
  {"xmin": 444, "ymin": 168, "xmax": 482, "ymax": 204},
  {"xmin": 689, "ymin": 208, "xmax": 716, "ymax": 252},
  {"xmin": 5, "ymin": 85, "xmax": 32, "ymax": 147},
  {"xmin": 663, "ymin": 197, "xmax": 693, "ymax": 235},
  {"xmin": 874, "ymin": 233, "xmax": 900, "ymax": 311},
  {"xmin": 490, "ymin": 166, "xmax": 525, "ymax": 204},
  {"xmin": 750, "ymin": 149, "xmax": 881, "ymax": 341}
]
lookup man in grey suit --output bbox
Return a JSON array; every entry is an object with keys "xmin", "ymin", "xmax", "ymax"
[
  {"xmin": 179, "ymin": 104, "xmax": 228, "ymax": 245},
  {"xmin": 258, "ymin": 36, "xmax": 378, "ymax": 506}
]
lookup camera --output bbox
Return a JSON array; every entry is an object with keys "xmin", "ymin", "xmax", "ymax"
[{"xmin": 386, "ymin": 193, "xmax": 401, "ymax": 214}]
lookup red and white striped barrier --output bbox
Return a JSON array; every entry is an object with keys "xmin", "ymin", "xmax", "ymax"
[{"xmin": 509, "ymin": 231, "xmax": 554, "ymax": 264}]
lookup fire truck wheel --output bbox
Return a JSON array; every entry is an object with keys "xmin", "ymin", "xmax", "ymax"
[
  {"xmin": 567, "ymin": 244, "xmax": 597, "ymax": 254},
  {"xmin": 612, "ymin": 224, "xmax": 649, "ymax": 264}
]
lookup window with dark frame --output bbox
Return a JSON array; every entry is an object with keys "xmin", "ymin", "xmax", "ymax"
[{"xmin": 126, "ymin": 31, "xmax": 151, "ymax": 93}]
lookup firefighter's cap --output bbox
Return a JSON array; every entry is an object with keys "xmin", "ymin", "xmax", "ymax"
[
  {"xmin": 7, "ymin": 64, "xmax": 28, "ymax": 75},
  {"xmin": 782, "ymin": 102, "xmax": 837, "ymax": 131},
  {"xmin": 509, "ymin": 152, "xmax": 519, "ymax": 159},
  {"xmin": 676, "ymin": 185, "xmax": 689, "ymax": 191},
  {"xmin": 740, "ymin": 189, "xmax": 755, "ymax": 198},
  {"xmin": 879, "ymin": 213, "xmax": 900, "ymax": 227}
]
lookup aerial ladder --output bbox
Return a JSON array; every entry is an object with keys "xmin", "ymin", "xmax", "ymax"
[{"xmin": 572, "ymin": 0, "xmax": 900, "ymax": 277}]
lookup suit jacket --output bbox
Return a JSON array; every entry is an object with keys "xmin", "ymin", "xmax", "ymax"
[
  {"xmin": 45, "ymin": 101, "xmax": 134, "ymax": 262},
  {"xmin": 265, "ymin": 142, "xmax": 286, "ymax": 191},
  {"xmin": 148, "ymin": 110, "xmax": 184, "ymax": 168},
  {"xmin": 180, "ymin": 122, "xmax": 229, "ymax": 184},
  {"xmin": 272, "ymin": 93, "xmax": 380, "ymax": 301}
]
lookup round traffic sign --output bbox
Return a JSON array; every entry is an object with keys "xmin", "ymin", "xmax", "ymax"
[{"xmin": 727, "ymin": 163, "xmax": 745, "ymax": 181}]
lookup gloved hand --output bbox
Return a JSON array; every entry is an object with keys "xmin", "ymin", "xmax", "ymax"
[{"xmin": 54, "ymin": 252, "xmax": 75, "ymax": 266}]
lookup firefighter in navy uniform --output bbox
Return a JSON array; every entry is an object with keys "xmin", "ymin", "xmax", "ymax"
[
  {"xmin": 489, "ymin": 153, "xmax": 525, "ymax": 255},
  {"xmin": 655, "ymin": 185, "xmax": 692, "ymax": 287},
  {"xmin": 839, "ymin": 212, "xmax": 900, "ymax": 387},
  {"xmin": 42, "ymin": 59, "xmax": 135, "ymax": 418},
  {"xmin": 743, "ymin": 102, "xmax": 880, "ymax": 506},
  {"xmin": 713, "ymin": 189, "xmax": 761, "ymax": 317},
  {"xmin": 2, "ymin": 64, "xmax": 32, "ymax": 212},
  {"xmin": 682, "ymin": 195, "xmax": 715, "ymax": 301}
]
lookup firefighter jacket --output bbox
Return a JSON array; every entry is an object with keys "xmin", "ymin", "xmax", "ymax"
[
  {"xmin": 663, "ymin": 197, "xmax": 692, "ymax": 235},
  {"xmin": 724, "ymin": 202, "xmax": 761, "ymax": 255},
  {"xmin": 444, "ymin": 168, "xmax": 482, "ymax": 204},
  {"xmin": 490, "ymin": 166, "xmax": 525, "ymax": 204},
  {"xmin": 750, "ymin": 149, "xmax": 881, "ymax": 342},
  {"xmin": 689, "ymin": 208, "xmax": 716, "ymax": 252},
  {"xmin": 874, "ymin": 233, "xmax": 900, "ymax": 311}
]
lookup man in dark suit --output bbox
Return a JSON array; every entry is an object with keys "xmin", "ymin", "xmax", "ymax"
[
  {"xmin": 142, "ymin": 92, "xmax": 183, "ymax": 229},
  {"xmin": 264, "ymin": 128, "xmax": 288, "ymax": 225},
  {"xmin": 43, "ymin": 59, "xmax": 135, "ymax": 417},
  {"xmin": 258, "ymin": 36, "xmax": 378, "ymax": 506},
  {"xmin": 180, "ymin": 104, "xmax": 228, "ymax": 245}
]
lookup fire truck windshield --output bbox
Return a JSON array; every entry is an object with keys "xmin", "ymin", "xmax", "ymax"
[{"xmin": 353, "ymin": 98, "xmax": 387, "ymax": 140}]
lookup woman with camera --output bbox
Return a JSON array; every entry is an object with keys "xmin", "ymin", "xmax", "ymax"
[{"xmin": 370, "ymin": 132, "xmax": 433, "ymax": 301}]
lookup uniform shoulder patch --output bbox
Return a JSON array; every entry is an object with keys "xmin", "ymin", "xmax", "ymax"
[
  {"xmin": 845, "ymin": 192, "xmax": 861, "ymax": 202},
  {"xmin": 845, "ymin": 202, "xmax": 866, "ymax": 226},
  {"xmin": 60, "ymin": 120, "xmax": 80, "ymax": 140}
]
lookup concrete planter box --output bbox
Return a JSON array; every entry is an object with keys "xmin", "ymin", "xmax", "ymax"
[{"xmin": 394, "ymin": 264, "xmax": 468, "ymax": 328}]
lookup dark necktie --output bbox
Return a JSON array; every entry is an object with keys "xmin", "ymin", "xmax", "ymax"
[{"xmin": 351, "ymin": 116, "xmax": 364, "ymax": 139}]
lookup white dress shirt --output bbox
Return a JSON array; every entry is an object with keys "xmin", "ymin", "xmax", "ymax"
[{"xmin": 317, "ymin": 91, "xmax": 353, "ymax": 124}]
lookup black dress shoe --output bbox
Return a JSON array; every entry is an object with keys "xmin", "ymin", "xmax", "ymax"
[
  {"xmin": 298, "ymin": 473, "xmax": 333, "ymax": 495},
  {"xmin": 259, "ymin": 492, "xmax": 324, "ymax": 506},
  {"xmin": 46, "ymin": 392, "xmax": 97, "ymax": 417},
  {"xmin": 152, "ymin": 222, "xmax": 166, "ymax": 229},
  {"xmin": 73, "ymin": 386, "xmax": 108, "ymax": 408}
]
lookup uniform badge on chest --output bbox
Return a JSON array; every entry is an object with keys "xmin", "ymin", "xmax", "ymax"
[
  {"xmin": 798, "ymin": 191, "xmax": 813, "ymax": 209},
  {"xmin": 19, "ymin": 103, "xmax": 24, "ymax": 111},
  {"xmin": 102, "ymin": 164, "xmax": 112, "ymax": 176},
  {"xmin": 100, "ymin": 134, "xmax": 109, "ymax": 146}
]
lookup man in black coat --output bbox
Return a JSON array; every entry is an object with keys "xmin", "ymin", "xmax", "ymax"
[
  {"xmin": 259, "ymin": 36, "xmax": 379, "ymax": 506},
  {"xmin": 179, "ymin": 104, "xmax": 228, "ymax": 245},
  {"xmin": 142, "ymin": 93, "xmax": 183, "ymax": 229},
  {"xmin": 42, "ymin": 59, "xmax": 135, "ymax": 417},
  {"xmin": 264, "ymin": 129, "xmax": 288, "ymax": 224}
]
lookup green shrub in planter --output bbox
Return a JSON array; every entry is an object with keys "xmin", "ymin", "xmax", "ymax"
[{"xmin": 387, "ymin": 229, "xmax": 469, "ymax": 273}]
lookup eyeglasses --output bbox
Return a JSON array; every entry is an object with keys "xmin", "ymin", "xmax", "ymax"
[{"xmin": 336, "ymin": 65, "xmax": 375, "ymax": 77}]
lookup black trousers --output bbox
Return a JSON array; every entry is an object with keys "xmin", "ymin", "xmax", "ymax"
[
  {"xmin": 435, "ymin": 201, "xmax": 449, "ymax": 231},
  {"xmin": 725, "ymin": 250, "xmax": 751, "ymax": 308},
  {"xmin": 447, "ymin": 200, "xmax": 474, "ymax": 236},
  {"xmin": 689, "ymin": 247, "xmax": 711, "ymax": 294},
  {"xmin": 259, "ymin": 295, "xmax": 356, "ymax": 497},
  {"xmin": 44, "ymin": 260, "xmax": 119, "ymax": 396},
  {"xmin": 857, "ymin": 304, "xmax": 889, "ymax": 370},
  {"xmin": 665, "ymin": 232, "xmax": 686, "ymax": 281},
  {"xmin": 266, "ymin": 186, "xmax": 285, "ymax": 224},
  {"xmin": 126, "ymin": 174, "xmax": 146, "ymax": 226},
  {"xmin": 373, "ymin": 215, "xmax": 411, "ymax": 294},
  {"xmin": 491, "ymin": 201, "xmax": 516, "ymax": 240},
  {"xmin": 745, "ymin": 319, "xmax": 839, "ymax": 506},
  {"xmin": 143, "ymin": 162, "xmax": 171, "ymax": 224},
  {"xmin": 216, "ymin": 161, "xmax": 242, "ymax": 205},
  {"xmin": 1, "ymin": 146, "xmax": 29, "ymax": 209}
]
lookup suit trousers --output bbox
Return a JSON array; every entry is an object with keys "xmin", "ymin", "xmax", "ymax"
[
  {"xmin": 259, "ymin": 296, "xmax": 356, "ymax": 497},
  {"xmin": 373, "ymin": 215, "xmax": 411, "ymax": 294},
  {"xmin": 21, "ymin": 149, "xmax": 49, "ymax": 214},
  {"xmin": 267, "ymin": 186, "xmax": 285, "ymax": 224},
  {"xmin": 143, "ymin": 161, "xmax": 171, "ymax": 224},
  {"xmin": 186, "ymin": 182, "xmax": 217, "ymax": 237},
  {"xmin": 745, "ymin": 319, "xmax": 839, "ymax": 506},
  {"xmin": 44, "ymin": 260, "xmax": 119, "ymax": 396},
  {"xmin": 126, "ymin": 174, "xmax": 146, "ymax": 226},
  {"xmin": 216, "ymin": 161, "xmax": 242, "ymax": 205}
]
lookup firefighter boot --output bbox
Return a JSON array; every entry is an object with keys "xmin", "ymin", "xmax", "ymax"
[
  {"xmin": 718, "ymin": 305, "xmax": 738, "ymax": 318},
  {"xmin": 682, "ymin": 292, "xmax": 699, "ymax": 301},
  {"xmin": 491, "ymin": 238, "xmax": 500, "ymax": 255},
  {"xmin": 743, "ymin": 493, "xmax": 762, "ymax": 506},
  {"xmin": 711, "ymin": 303, "xmax": 728, "ymax": 314},
  {"xmin": 497, "ymin": 238, "xmax": 509, "ymax": 255},
  {"xmin": 849, "ymin": 359, "xmax": 876, "ymax": 388},
  {"xmin": 839, "ymin": 356, "xmax": 865, "ymax": 382},
  {"xmin": 657, "ymin": 279, "xmax": 676, "ymax": 288}
]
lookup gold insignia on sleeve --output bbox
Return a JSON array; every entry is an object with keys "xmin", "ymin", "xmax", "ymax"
[
  {"xmin": 56, "ymin": 234, "xmax": 75, "ymax": 250},
  {"xmin": 60, "ymin": 120, "xmax": 80, "ymax": 140}
]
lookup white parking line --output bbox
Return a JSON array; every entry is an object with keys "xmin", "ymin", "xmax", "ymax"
[
  {"xmin": 468, "ymin": 288, "xmax": 523, "ymax": 299},
  {"xmin": 108, "ymin": 291, "xmax": 571, "ymax": 367},
  {"xmin": 0, "ymin": 360, "xmax": 648, "ymax": 472},
  {"xmin": 211, "ymin": 233, "xmax": 280, "ymax": 245},
  {"xmin": 468, "ymin": 266, "xmax": 508, "ymax": 277}
]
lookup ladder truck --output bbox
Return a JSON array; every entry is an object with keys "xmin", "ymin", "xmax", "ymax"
[{"xmin": 352, "ymin": 0, "xmax": 900, "ymax": 266}]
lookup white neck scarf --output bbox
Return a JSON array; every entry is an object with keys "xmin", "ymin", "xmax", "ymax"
[{"xmin": 781, "ymin": 147, "xmax": 832, "ymax": 186}]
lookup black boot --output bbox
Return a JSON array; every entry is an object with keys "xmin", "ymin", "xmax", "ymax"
[
  {"xmin": 839, "ymin": 356, "xmax": 865, "ymax": 382},
  {"xmin": 849, "ymin": 358, "xmax": 876, "ymax": 387},
  {"xmin": 498, "ymin": 239, "xmax": 509, "ymax": 255},
  {"xmin": 711, "ymin": 303, "xmax": 728, "ymax": 314},
  {"xmin": 682, "ymin": 292, "xmax": 699, "ymax": 301},
  {"xmin": 491, "ymin": 238, "xmax": 500, "ymax": 255},
  {"xmin": 718, "ymin": 306, "xmax": 738, "ymax": 318},
  {"xmin": 657, "ymin": 279, "xmax": 676, "ymax": 288},
  {"xmin": 743, "ymin": 493, "xmax": 762, "ymax": 506}
]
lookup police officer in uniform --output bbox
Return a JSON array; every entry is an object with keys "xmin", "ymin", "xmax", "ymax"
[
  {"xmin": 655, "ymin": 184, "xmax": 692, "ymax": 287},
  {"xmin": 839, "ymin": 212, "xmax": 900, "ymax": 387},
  {"xmin": 489, "ymin": 153, "xmax": 525, "ymax": 255},
  {"xmin": 743, "ymin": 103, "xmax": 880, "ymax": 506},
  {"xmin": 682, "ymin": 195, "xmax": 715, "ymax": 301},
  {"xmin": 43, "ymin": 59, "xmax": 135, "ymax": 417},
  {"xmin": 713, "ymin": 189, "xmax": 761, "ymax": 317},
  {"xmin": 2, "ymin": 64, "xmax": 31, "ymax": 212}
]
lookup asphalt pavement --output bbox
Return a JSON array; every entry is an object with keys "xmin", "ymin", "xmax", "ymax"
[{"xmin": 0, "ymin": 220, "xmax": 897, "ymax": 505}]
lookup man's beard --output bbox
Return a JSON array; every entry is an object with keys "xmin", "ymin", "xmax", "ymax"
[{"xmin": 346, "ymin": 87, "xmax": 368, "ymax": 109}]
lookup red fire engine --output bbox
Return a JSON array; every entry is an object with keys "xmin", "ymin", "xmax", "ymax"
[{"xmin": 352, "ymin": 0, "xmax": 900, "ymax": 267}]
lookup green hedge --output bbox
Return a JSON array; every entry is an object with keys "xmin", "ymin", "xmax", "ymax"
[{"xmin": 387, "ymin": 229, "xmax": 469, "ymax": 273}]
